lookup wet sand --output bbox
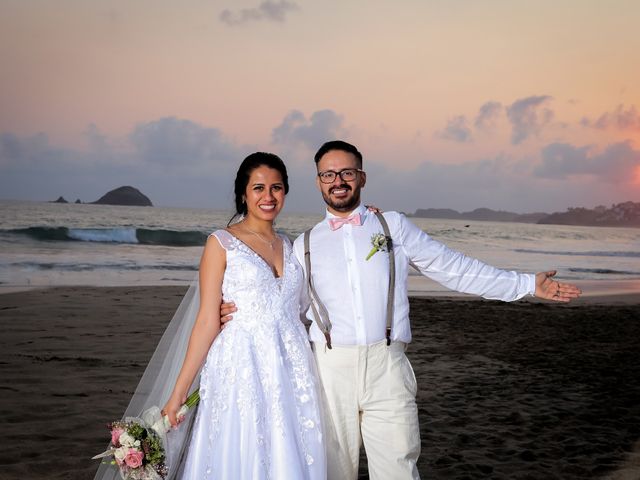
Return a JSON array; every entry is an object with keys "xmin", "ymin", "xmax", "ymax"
[{"xmin": 0, "ymin": 287, "xmax": 639, "ymax": 479}]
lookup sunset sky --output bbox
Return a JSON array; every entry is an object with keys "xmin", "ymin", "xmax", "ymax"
[{"xmin": 1, "ymin": 0, "xmax": 639, "ymax": 213}]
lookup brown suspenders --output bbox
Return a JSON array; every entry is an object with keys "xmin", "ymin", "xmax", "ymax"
[{"xmin": 303, "ymin": 211, "xmax": 395, "ymax": 349}]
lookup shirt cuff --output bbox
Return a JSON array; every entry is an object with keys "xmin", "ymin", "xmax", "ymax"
[{"xmin": 526, "ymin": 273, "xmax": 537, "ymax": 296}]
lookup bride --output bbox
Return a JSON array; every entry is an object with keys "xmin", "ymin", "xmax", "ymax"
[{"xmin": 95, "ymin": 152, "xmax": 327, "ymax": 480}]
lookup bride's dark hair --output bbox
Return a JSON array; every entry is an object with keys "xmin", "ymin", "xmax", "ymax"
[{"xmin": 228, "ymin": 152, "xmax": 289, "ymax": 225}]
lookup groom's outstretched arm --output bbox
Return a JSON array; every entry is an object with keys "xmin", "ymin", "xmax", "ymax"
[{"xmin": 400, "ymin": 214, "xmax": 582, "ymax": 302}]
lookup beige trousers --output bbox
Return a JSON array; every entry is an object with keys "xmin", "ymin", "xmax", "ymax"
[{"xmin": 313, "ymin": 340, "xmax": 421, "ymax": 480}]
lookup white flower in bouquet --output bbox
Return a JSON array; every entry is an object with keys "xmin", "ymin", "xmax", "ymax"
[
  {"xmin": 114, "ymin": 447, "xmax": 127, "ymax": 464},
  {"xmin": 119, "ymin": 432, "xmax": 139, "ymax": 448}
]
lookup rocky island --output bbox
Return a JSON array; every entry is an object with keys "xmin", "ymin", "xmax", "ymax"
[
  {"xmin": 50, "ymin": 186, "xmax": 153, "ymax": 206},
  {"xmin": 91, "ymin": 186, "xmax": 153, "ymax": 207}
]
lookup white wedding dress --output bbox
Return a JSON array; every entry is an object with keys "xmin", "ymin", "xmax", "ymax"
[{"xmin": 179, "ymin": 230, "xmax": 327, "ymax": 479}]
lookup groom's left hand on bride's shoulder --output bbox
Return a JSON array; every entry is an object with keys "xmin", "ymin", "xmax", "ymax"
[
  {"xmin": 220, "ymin": 300, "xmax": 237, "ymax": 326},
  {"xmin": 365, "ymin": 204, "xmax": 381, "ymax": 213}
]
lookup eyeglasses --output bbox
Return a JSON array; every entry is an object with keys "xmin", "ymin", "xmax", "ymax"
[{"xmin": 317, "ymin": 168, "xmax": 364, "ymax": 184}]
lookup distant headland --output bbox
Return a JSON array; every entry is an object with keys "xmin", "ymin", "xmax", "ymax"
[
  {"xmin": 410, "ymin": 201, "xmax": 640, "ymax": 228},
  {"xmin": 50, "ymin": 186, "xmax": 153, "ymax": 207}
]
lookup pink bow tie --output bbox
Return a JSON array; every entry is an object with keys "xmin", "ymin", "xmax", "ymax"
[{"xmin": 328, "ymin": 213, "xmax": 362, "ymax": 231}]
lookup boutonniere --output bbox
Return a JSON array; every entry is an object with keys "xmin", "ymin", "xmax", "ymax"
[{"xmin": 366, "ymin": 233, "xmax": 390, "ymax": 260}]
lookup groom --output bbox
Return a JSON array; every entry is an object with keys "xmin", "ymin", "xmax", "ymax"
[{"xmin": 224, "ymin": 140, "xmax": 581, "ymax": 479}]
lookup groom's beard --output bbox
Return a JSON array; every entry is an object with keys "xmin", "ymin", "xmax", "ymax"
[{"xmin": 321, "ymin": 183, "xmax": 362, "ymax": 213}]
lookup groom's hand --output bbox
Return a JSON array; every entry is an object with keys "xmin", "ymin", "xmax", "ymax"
[
  {"xmin": 535, "ymin": 270, "xmax": 582, "ymax": 302},
  {"xmin": 220, "ymin": 300, "xmax": 237, "ymax": 326}
]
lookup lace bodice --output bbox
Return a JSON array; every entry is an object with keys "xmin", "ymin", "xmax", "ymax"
[{"xmin": 211, "ymin": 229, "xmax": 303, "ymax": 332}]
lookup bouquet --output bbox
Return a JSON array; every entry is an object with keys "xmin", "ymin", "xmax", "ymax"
[{"xmin": 93, "ymin": 390, "xmax": 200, "ymax": 480}]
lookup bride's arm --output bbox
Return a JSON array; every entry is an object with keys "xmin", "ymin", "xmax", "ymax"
[{"xmin": 162, "ymin": 235, "xmax": 226, "ymax": 427}]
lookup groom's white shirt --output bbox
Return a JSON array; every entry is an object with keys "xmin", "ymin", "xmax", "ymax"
[{"xmin": 293, "ymin": 204, "xmax": 536, "ymax": 346}]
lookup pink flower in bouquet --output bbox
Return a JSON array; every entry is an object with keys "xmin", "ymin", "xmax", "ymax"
[
  {"xmin": 111, "ymin": 427, "xmax": 124, "ymax": 446},
  {"xmin": 124, "ymin": 448, "xmax": 144, "ymax": 468}
]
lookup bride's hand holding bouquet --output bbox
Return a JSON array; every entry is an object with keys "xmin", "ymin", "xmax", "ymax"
[{"xmin": 161, "ymin": 390, "xmax": 188, "ymax": 429}]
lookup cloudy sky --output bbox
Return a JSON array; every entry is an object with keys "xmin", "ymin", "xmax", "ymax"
[{"xmin": 1, "ymin": 0, "xmax": 639, "ymax": 213}]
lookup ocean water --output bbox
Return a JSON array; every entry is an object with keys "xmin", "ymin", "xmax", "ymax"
[{"xmin": 1, "ymin": 200, "xmax": 639, "ymax": 295}]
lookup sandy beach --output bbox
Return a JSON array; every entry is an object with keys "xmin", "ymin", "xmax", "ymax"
[{"xmin": 1, "ymin": 286, "xmax": 639, "ymax": 479}]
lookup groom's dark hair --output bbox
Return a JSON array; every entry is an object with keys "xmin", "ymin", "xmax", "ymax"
[{"xmin": 314, "ymin": 140, "xmax": 363, "ymax": 168}]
